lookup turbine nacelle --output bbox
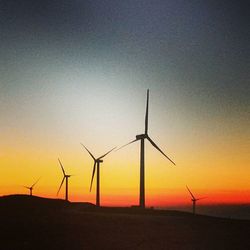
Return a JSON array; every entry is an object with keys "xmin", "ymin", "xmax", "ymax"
[
  {"xmin": 96, "ymin": 159, "xmax": 103, "ymax": 163},
  {"xmin": 136, "ymin": 134, "xmax": 147, "ymax": 140}
]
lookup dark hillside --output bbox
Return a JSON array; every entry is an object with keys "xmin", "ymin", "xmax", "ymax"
[{"xmin": 0, "ymin": 195, "xmax": 250, "ymax": 250}]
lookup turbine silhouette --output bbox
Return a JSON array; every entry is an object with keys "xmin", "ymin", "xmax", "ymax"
[
  {"xmin": 186, "ymin": 186, "xmax": 207, "ymax": 214},
  {"xmin": 81, "ymin": 144, "xmax": 116, "ymax": 207},
  {"xmin": 23, "ymin": 177, "xmax": 40, "ymax": 196},
  {"xmin": 57, "ymin": 158, "xmax": 72, "ymax": 201},
  {"xmin": 117, "ymin": 89, "xmax": 175, "ymax": 208}
]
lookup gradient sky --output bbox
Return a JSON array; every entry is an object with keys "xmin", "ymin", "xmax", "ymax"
[{"xmin": 1, "ymin": 0, "xmax": 249, "ymax": 206}]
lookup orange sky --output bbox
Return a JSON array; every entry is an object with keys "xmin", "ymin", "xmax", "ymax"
[
  {"xmin": 1, "ymin": 0, "xmax": 249, "ymax": 208},
  {"xmin": 1, "ymin": 102, "xmax": 249, "ymax": 207}
]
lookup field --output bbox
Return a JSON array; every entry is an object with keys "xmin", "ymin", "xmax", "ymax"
[{"xmin": 1, "ymin": 195, "xmax": 250, "ymax": 250}]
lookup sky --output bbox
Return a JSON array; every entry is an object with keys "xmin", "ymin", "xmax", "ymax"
[{"xmin": 0, "ymin": 0, "xmax": 249, "ymax": 207}]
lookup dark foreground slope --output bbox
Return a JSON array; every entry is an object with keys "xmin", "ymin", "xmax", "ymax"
[{"xmin": 1, "ymin": 195, "xmax": 250, "ymax": 250}]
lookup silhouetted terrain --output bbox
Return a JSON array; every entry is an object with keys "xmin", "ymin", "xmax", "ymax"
[
  {"xmin": 165, "ymin": 204, "xmax": 250, "ymax": 220},
  {"xmin": 1, "ymin": 195, "xmax": 250, "ymax": 250}
]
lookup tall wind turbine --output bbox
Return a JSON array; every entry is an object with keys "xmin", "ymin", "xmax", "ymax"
[
  {"xmin": 118, "ymin": 89, "xmax": 175, "ymax": 208},
  {"xmin": 81, "ymin": 144, "xmax": 116, "ymax": 207},
  {"xmin": 23, "ymin": 177, "xmax": 40, "ymax": 196},
  {"xmin": 57, "ymin": 158, "xmax": 72, "ymax": 201},
  {"xmin": 186, "ymin": 186, "xmax": 206, "ymax": 214}
]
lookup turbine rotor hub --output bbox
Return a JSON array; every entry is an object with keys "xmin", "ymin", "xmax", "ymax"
[{"xmin": 136, "ymin": 134, "xmax": 147, "ymax": 140}]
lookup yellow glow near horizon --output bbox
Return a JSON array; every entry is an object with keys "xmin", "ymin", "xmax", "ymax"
[
  {"xmin": 1, "ymin": 78, "xmax": 249, "ymax": 206},
  {"xmin": 1, "ymin": 116, "xmax": 249, "ymax": 206}
]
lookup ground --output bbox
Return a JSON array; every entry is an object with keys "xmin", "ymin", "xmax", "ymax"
[{"xmin": 1, "ymin": 195, "xmax": 250, "ymax": 250}]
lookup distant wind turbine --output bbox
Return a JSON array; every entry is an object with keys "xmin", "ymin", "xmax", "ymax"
[
  {"xmin": 57, "ymin": 158, "xmax": 72, "ymax": 201},
  {"xmin": 186, "ymin": 186, "xmax": 206, "ymax": 214},
  {"xmin": 23, "ymin": 177, "xmax": 40, "ymax": 196},
  {"xmin": 117, "ymin": 89, "xmax": 175, "ymax": 208},
  {"xmin": 81, "ymin": 144, "xmax": 116, "ymax": 207}
]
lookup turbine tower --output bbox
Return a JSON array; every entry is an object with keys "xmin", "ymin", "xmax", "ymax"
[
  {"xmin": 57, "ymin": 158, "xmax": 72, "ymax": 201},
  {"xmin": 23, "ymin": 177, "xmax": 40, "ymax": 196},
  {"xmin": 81, "ymin": 144, "xmax": 115, "ymax": 207},
  {"xmin": 118, "ymin": 89, "xmax": 175, "ymax": 208},
  {"xmin": 186, "ymin": 186, "xmax": 206, "ymax": 214}
]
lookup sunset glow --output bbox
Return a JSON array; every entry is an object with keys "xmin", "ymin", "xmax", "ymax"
[{"xmin": 1, "ymin": 1, "xmax": 249, "ymax": 208}]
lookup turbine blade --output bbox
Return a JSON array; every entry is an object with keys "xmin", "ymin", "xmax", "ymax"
[
  {"xmin": 186, "ymin": 186, "xmax": 196, "ymax": 200},
  {"xmin": 147, "ymin": 136, "xmax": 176, "ymax": 165},
  {"xmin": 31, "ymin": 177, "xmax": 41, "ymax": 188},
  {"xmin": 90, "ymin": 162, "xmax": 96, "ymax": 192},
  {"xmin": 116, "ymin": 138, "xmax": 139, "ymax": 151},
  {"xmin": 98, "ymin": 147, "xmax": 116, "ymax": 160},
  {"xmin": 145, "ymin": 89, "xmax": 149, "ymax": 134},
  {"xmin": 196, "ymin": 197, "xmax": 207, "ymax": 201},
  {"xmin": 58, "ymin": 158, "xmax": 66, "ymax": 176},
  {"xmin": 23, "ymin": 186, "xmax": 30, "ymax": 189},
  {"xmin": 57, "ymin": 177, "xmax": 65, "ymax": 195},
  {"xmin": 81, "ymin": 143, "xmax": 96, "ymax": 161}
]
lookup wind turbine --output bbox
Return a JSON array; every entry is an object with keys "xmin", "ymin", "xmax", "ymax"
[
  {"xmin": 57, "ymin": 158, "xmax": 72, "ymax": 201},
  {"xmin": 186, "ymin": 186, "xmax": 206, "ymax": 214},
  {"xmin": 81, "ymin": 144, "xmax": 116, "ymax": 207},
  {"xmin": 23, "ymin": 177, "xmax": 40, "ymax": 196},
  {"xmin": 117, "ymin": 89, "xmax": 175, "ymax": 208}
]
